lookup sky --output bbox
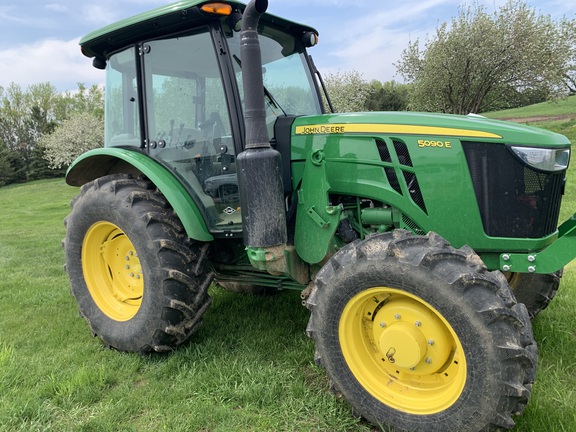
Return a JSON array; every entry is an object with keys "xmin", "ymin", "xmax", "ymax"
[{"xmin": 0, "ymin": 0, "xmax": 574, "ymax": 92}]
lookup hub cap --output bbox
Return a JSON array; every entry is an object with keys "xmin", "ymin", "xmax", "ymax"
[
  {"xmin": 82, "ymin": 222, "xmax": 144, "ymax": 321},
  {"xmin": 339, "ymin": 287, "xmax": 467, "ymax": 414}
]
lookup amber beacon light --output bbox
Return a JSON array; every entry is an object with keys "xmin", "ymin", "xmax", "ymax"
[{"xmin": 201, "ymin": 2, "xmax": 233, "ymax": 15}]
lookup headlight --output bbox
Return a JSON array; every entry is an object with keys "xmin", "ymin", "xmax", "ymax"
[{"xmin": 510, "ymin": 146, "xmax": 570, "ymax": 172}]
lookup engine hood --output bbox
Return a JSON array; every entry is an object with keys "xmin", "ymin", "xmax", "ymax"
[{"xmin": 292, "ymin": 111, "xmax": 570, "ymax": 148}]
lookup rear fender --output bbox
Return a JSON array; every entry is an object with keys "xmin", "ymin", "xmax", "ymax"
[{"xmin": 66, "ymin": 148, "xmax": 213, "ymax": 242}]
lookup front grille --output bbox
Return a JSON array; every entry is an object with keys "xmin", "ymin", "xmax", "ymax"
[{"xmin": 463, "ymin": 142, "xmax": 564, "ymax": 238}]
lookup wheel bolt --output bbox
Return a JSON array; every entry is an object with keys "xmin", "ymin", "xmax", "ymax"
[
  {"xmin": 125, "ymin": 265, "xmax": 130, "ymax": 269},
  {"xmin": 415, "ymin": 321, "xmax": 421, "ymax": 327},
  {"xmin": 129, "ymin": 251, "xmax": 133, "ymax": 256},
  {"xmin": 428, "ymin": 339, "xmax": 435, "ymax": 345},
  {"xmin": 425, "ymin": 357, "xmax": 432, "ymax": 364},
  {"xmin": 125, "ymin": 256, "xmax": 130, "ymax": 261},
  {"xmin": 130, "ymin": 272, "xmax": 134, "ymax": 277},
  {"xmin": 394, "ymin": 314, "xmax": 401, "ymax": 320},
  {"xmin": 380, "ymin": 322, "xmax": 387, "ymax": 328}
]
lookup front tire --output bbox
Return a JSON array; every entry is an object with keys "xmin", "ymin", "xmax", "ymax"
[
  {"xmin": 507, "ymin": 270, "xmax": 562, "ymax": 318},
  {"xmin": 306, "ymin": 230, "xmax": 535, "ymax": 432},
  {"xmin": 64, "ymin": 174, "xmax": 213, "ymax": 353}
]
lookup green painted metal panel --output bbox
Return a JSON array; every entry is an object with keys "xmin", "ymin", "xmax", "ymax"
[
  {"xmin": 498, "ymin": 215, "xmax": 576, "ymax": 274},
  {"xmin": 289, "ymin": 112, "xmax": 567, "ymax": 258},
  {"xmin": 294, "ymin": 149, "xmax": 342, "ymax": 264},
  {"xmin": 66, "ymin": 148, "xmax": 213, "ymax": 242}
]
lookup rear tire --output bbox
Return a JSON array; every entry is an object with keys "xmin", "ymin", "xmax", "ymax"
[
  {"xmin": 507, "ymin": 270, "xmax": 562, "ymax": 318},
  {"xmin": 306, "ymin": 230, "xmax": 535, "ymax": 432},
  {"xmin": 64, "ymin": 174, "xmax": 213, "ymax": 353}
]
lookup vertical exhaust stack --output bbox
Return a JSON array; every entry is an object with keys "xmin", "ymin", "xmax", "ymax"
[{"xmin": 237, "ymin": 0, "xmax": 287, "ymax": 248}]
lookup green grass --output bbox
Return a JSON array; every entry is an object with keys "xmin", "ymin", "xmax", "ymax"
[
  {"xmin": 0, "ymin": 179, "xmax": 364, "ymax": 432},
  {"xmin": 482, "ymin": 95, "xmax": 576, "ymax": 119},
  {"xmin": 2, "ymin": 110, "xmax": 576, "ymax": 431}
]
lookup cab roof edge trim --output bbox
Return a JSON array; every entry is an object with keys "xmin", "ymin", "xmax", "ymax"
[{"xmin": 79, "ymin": 0, "xmax": 318, "ymax": 59}]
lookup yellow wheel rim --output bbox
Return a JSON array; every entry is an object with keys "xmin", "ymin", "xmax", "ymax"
[
  {"xmin": 82, "ymin": 222, "xmax": 144, "ymax": 321},
  {"xmin": 339, "ymin": 287, "xmax": 467, "ymax": 414}
]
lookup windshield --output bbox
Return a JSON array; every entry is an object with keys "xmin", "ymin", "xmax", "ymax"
[{"xmin": 225, "ymin": 22, "xmax": 322, "ymax": 133}]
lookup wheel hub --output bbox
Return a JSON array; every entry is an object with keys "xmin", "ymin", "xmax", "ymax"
[
  {"xmin": 371, "ymin": 298, "xmax": 452, "ymax": 374},
  {"xmin": 379, "ymin": 323, "xmax": 427, "ymax": 368},
  {"xmin": 339, "ymin": 287, "xmax": 467, "ymax": 414},
  {"xmin": 82, "ymin": 221, "xmax": 144, "ymax": 321}
]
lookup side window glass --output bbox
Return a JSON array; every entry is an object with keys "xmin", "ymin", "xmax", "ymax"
[
  {"xmin": 105, "ymin": 47, "xmax": 141, "ymax": 147},
  {"xmin": 143, "ymin": 31, "xmax": 240, "ymax": 230}
]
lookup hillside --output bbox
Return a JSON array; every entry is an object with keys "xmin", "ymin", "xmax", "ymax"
[{"xmin": 482, "ymin": 95, "xmax": 576, "ymax": 123}]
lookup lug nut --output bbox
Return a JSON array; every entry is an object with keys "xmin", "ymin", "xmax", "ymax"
[
  {"xmin": 380, "ymin": 322, "xmax": 387, "ymax": 328},
  {"xmin": 425, "ymin": 357, "xmax": 432, "ymax": 364},
  {"xmin": 394, "ymin": 314, "xmax": 401, "ymax": 320},
  {"xmin": 415, "ymin": 321, "xmax": 422, "ymax": 327},
  {"xmin": 428, "ymin": 339, "xmax": 435, "ymax": 345}
]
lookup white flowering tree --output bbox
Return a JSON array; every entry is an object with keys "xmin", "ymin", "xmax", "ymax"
[
  {"xmin": 396, "ymin": 0, "xmax": 576, "ymax": 114},
  {"xmin": 323, "ymin": 70, "xmax": 373, "ymax": 113},
  {"xmin": 40, "ymin": 111, "xmax": 104, "ymax": 169}
]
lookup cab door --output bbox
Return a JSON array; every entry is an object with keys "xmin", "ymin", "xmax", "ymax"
[{"xmin": 141, "ymin": 27, "xmax": 243, "ymax": 234}]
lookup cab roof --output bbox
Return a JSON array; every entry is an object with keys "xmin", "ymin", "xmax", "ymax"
[{"xmin": 79, "ymin": 0, "xmax": 318, "ymax": 60}]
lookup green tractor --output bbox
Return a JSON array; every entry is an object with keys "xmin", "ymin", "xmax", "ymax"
[{"xmin": 64, "ymin": 0, "xmax": 574, "ymax": 430}]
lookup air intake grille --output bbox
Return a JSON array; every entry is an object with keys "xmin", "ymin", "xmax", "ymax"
[
  {"xmin": 403, "ymin": 171, "xmax": 427, "ymax": 214},
  {"xmin": 385, "ymin": 168, "xmax": 402, "ymax": 194},
  {"xmin": 376, "ymin": 139, "xmax": 392, "ymax": 162},
  {"xmin": 375, "ymin": 138, "xmax": 427, "ymax": 214},
  {"xmin": 463, "ymin": 142, "xmax": 564, "ymax": 238},
  {"xmin": 393, "ymin": 139, "xmax": 413, "ymax": 167},
  {"xmin": 402, "ymin": 214, "xmax": 426, "ymax": 235}
]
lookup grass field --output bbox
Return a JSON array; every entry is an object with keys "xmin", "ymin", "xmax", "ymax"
[
  {"xmin": 483, "ymin": 95, "xmax": 576, "ymax": 121},
  {"xmin": 1, "ymin": 111, "xmax": 576, "ymax": 431}
]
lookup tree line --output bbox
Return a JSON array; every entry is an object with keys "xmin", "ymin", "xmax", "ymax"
[
  {"xmin": 0, "ymin": 83, "xmax": 103, "ymax": 186},
  {"xmin": 0, "ymin": 0, "xmax": 574, "ymax": 187},
  {"xmin": 328, "ymin": 1, "xmax": 575, "ymax": 114}
]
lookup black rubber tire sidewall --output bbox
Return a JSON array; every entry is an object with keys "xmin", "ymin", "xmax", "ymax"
[
  {"xmin": 316, "ymin": 263, "xmax": 499, "ymax": 430},
  {"xmin": 65, "ymin": 175, "xmax": 212, "ymax": 352},
  {"xmin": 308, "ymin": 232, "xmax": 533, "ymax": 432},
  {"xmin": 507, "ymin": 270, "xmax": 562, "ymax": 318}
]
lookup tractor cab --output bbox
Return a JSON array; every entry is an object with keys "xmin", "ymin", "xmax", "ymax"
[{"xmin": 87, "ymin": 1, "xmax": 322, "ymax": 235}]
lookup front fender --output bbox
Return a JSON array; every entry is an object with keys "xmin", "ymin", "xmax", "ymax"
[{"xmin": 66, "ymin": 148, "xmax": 213, "ymax": 242}]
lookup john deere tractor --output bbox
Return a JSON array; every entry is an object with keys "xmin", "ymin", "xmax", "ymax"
[{"xmin": 64, "ymin": 0, "xmax": 575, "ymax": 430}]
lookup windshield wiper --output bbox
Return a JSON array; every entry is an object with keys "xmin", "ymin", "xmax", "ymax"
[{"xmin": 232, "ymin": 54, "xmax": 287, "ymax": 116}]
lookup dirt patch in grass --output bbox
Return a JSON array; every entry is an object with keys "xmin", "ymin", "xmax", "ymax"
[{"xmin": 499, "ymin": 113, "xmax": 576, "ymax": 123}]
